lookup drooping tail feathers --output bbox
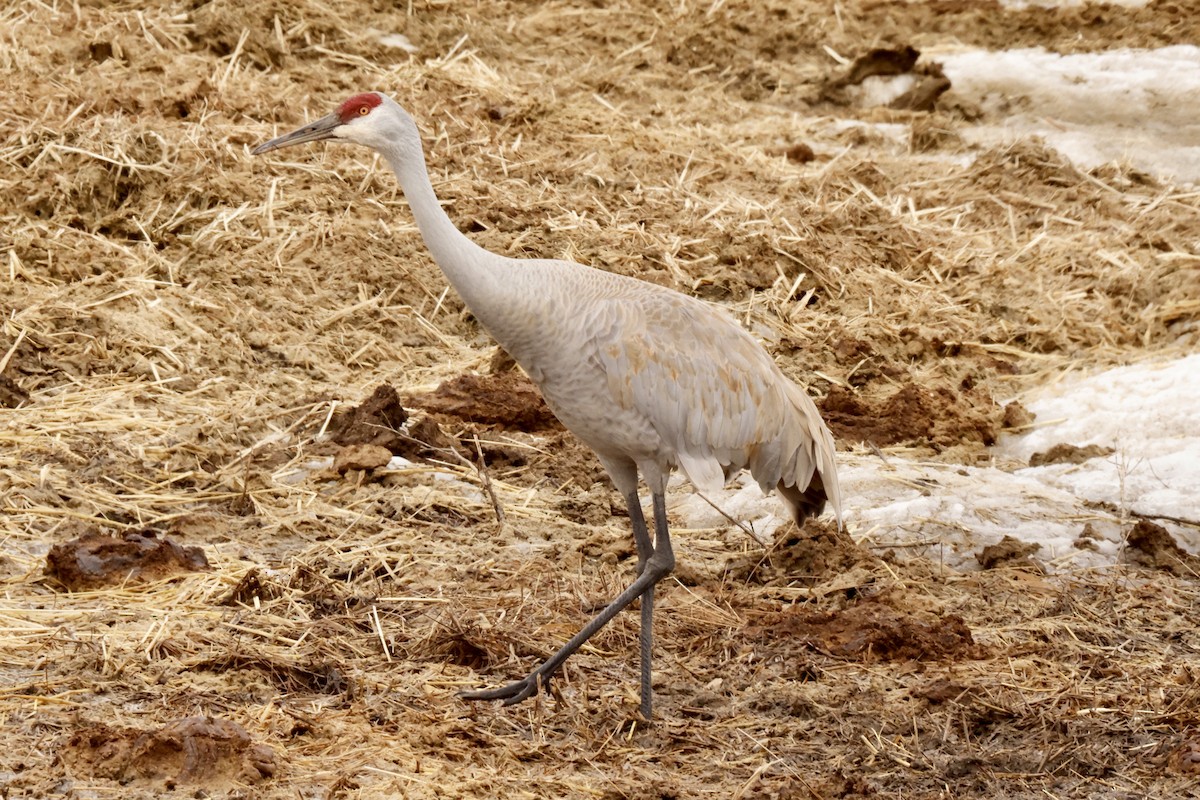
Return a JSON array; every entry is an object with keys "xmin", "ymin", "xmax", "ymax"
[
  {"xmin": 777, "ymin": 472, "xmax": 828, "ymax": 526},
  {"xmin": 774, "ymin": 381, "xmax": 842, "ymax": 529}
]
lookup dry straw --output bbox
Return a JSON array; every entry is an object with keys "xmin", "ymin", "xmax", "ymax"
[{"xmin": 2, "ymin": 0, "xmax": 1199, "ymax": 797}]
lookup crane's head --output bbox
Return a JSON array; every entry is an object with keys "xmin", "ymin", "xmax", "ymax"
[{"xmin": 252, "ymin": 92, "xmax": 413, "ymax": 156}]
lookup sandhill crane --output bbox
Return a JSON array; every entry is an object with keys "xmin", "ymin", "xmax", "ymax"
[{"xmin": 253, "ymin": 92, "xmax": 842, "ymax": 720}]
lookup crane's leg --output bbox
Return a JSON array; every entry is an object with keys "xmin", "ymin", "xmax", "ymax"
[
  {"xmin": 627, "ymin": 490, "xmax": 653, "ymax": 574},
  {"xmin": 461, "ymin": 491, "xmax": 674, "ymax": 719},
  {"xmin": 626, "ymin": 490, "xmax": 655, "ymax": 720}
]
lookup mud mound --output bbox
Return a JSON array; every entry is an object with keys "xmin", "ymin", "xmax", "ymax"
[
  {"xmin": 1029, "ymin": 442, "xmax": 1114, "ymax": 466},
  {"xmin": 44, "ymin": 529, "xmax": 209, "ymax": 591},
  {"xmin": 728, "ymin": 522, "xmax": 875, "ymax": 586},
  {"xmin": 749, "ymin": 596, "xmax": 980, "ymax": 662},
  {"xmin": 976, "ymin": 535, "xmax": 1042, "ymax": 570},
  {"xmin": 820, "ymin": 382, "xmax": 999, "ymax": 449},
  {"xmin": 412, "ymin": 371, "xmax": 560, "ymax": 432},
  {"xmin": 328, "ymin": 384, "xmax": 409, "ymax": 453},
  {"xmin": 61, "ymin": 717, "xmax": 276, "ymax": 790},
  {"xmin": 327, "ymin": 384, "xmax": 463, "ymax": 467},
  {"xmin": 1126, "ymin": 520, "xmax": 1200, "ymax": 577}
]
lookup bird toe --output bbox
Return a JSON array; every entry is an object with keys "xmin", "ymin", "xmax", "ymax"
[{"xmin": 461, "ymin": 672, "xmax": 550, "ymax": 706}]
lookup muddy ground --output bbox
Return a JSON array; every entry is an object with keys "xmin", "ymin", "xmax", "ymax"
[{"xmin": 2, "ymin": 0, "xmax": 1199, "ymax": 798}]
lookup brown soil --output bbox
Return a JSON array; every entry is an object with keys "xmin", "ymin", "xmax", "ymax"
[
  {"xmin": 328, "ymin": 384, "xmax": 410, "ymax": 453},
  {"xmin": 2, "ymin": 1, "xmax": 1199, "ymax": 798},
  {"xmin": 1126, "ymin": 520, "xmax": 1200, "ymax": 577},
  {"xmin": 747, "ymin": 595, "xmax": 981, "ymax": 662},
  {"xmin": 1029, "ymin": 442, "xmax": 1116, "ymax": 466},
  {"xmin": 975, "ymin": 534, "xmax": 1042, "ymax": 570},
  {"xmin": 44, "ymin": 529, "xmax": 210, "ymax": 591},
  {"xmin": 61, "ymin": 717, "xmax": 276, "ymax": 790},
  {"xmin": 411, "ymin": 370, "xmax": 560, "ymax": 431},
  {"xmin": 820, "ymin": 382, "xmax": 1000, "ymax": 449},
  {"xmin": 332, "ymin": 443, "xmax": 394, "ymax": 474}
]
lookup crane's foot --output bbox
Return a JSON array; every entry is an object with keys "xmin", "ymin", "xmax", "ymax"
[{"xmin": 460, "ymin": 670, "xmax": 552, "ymax": 707}]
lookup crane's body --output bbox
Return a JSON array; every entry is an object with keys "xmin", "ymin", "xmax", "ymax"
[{"xmin": 254, "ymin": 92, "xmax": 842, "ymax": 720}]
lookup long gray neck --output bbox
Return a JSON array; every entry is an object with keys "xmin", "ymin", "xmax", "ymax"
[{"xmin": 378, "ymin": 131, "xmax": 502, "ymax": 316}]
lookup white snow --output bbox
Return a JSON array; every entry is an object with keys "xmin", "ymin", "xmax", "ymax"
[
  {"xmin": 997, "ymin": 355, "xmax": 1200, "ymax": 527},
  {"xmin": 938, "ymin": 46, "xmax": 1200, "ymax": 183},
  {"xmin": 671, "ymin": 452, "xmax": 1126, "ymax": 573},
  {"xmin": 671, "ymin": 354, "xmax": 1199, "ymax": 573},
  {"xmin": 371, "ymin": 30, "xmax": 419, "ymax": 54},
  {"xmin": 845, "ymin": 43, "xmax": 1200, "ymax": 183}
]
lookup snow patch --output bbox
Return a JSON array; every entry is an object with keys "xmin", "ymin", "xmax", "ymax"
[
  {"xmin": 672, "ymin": 355, "xmax": 1199, "ymax": 573},
  {"xmin": 371, "ymin": 29, "xmax": 419, "ymax": 54},
  {"xmin": 998, "ymin": 355, "xmax": 1200, "ymax": 530},
  {"xmin": 938, "ymin": 46, "xmax": 1200, "ymax": 183}
]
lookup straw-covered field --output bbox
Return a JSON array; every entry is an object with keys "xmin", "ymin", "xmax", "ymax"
[{"xmin": 3, "ymin": 0, "xmax": 1200, "ymax": 797}]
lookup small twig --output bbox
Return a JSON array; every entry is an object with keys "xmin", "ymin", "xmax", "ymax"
[
  {"xmin": 369, "ymin": 604, "xmax": 392, "ymax": 663},
  {"xmin": 693, "ymin": 489, "xmax": 760, "ymax": 544},
  {"xmin": 470, "ymin": 434, "xmax": 505, "ymax": 527},
  {"xmin": 0, "ymin": 327, "xmax": 28, "ymax": 375},
  {"xmin": 1128, "ymin": 510, "xmax": 1200, "ymax": 529}
]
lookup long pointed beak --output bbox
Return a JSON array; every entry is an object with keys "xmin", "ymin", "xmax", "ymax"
[{"xmin": 252, "ymin": 112, "xmax": 342, "ymax": 155}]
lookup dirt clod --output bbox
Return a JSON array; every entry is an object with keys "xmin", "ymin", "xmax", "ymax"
[
  {"xmin": 1001, "ymin": 400, "xmax": 1035, "ymax": 430},
  {"xmin": 1126, "ymin": 520, "xmax": 1199, "ymax": 576},
  {"xmin": 412, "ymin": 371, "xmax": 559, "ymax": 432},
  {"xmin": 1029, "ymin": 442, "xmax": 1114, "ymax": 466},
  {"xmin": 333, "ymin": 443, "xmax": 393, "ymax": 474},
  {"xmin": 1074, "ymin": 522, "xmax": 1102, "ymax": 551},
  {"xmin": 785, "ymin": 143, "xmax": 815, "ymax": 164},
  {"xmin": 748, "ymin": 597, "xmax": 978, "ymax": 662},
  {"xmin": 829, "ymin": 45, "xmax": 921, "ymax": 91},
  {"xmin": 328, "ymin": 385, "xmax": 409, "ymax": 453},
  {"xmin": 976, "ymin": 535, "xmax": 1042, "ymax": 570},
  {"xmin": 44, "ymin": 529, "xmax": 209, "ymax": 591},
  {"xmin": 61, "ymin": 717, "xmax": 276, "ymax": 788}
]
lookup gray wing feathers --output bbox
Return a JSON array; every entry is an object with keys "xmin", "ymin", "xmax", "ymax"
[{"xmin": 591, "ymin": 292, "xmax": 841, "ymax": 522}]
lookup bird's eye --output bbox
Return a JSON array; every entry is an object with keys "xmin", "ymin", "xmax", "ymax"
[{"xmin": 358, "ymin": 105, "xmax": 370, "ymax": 116}]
